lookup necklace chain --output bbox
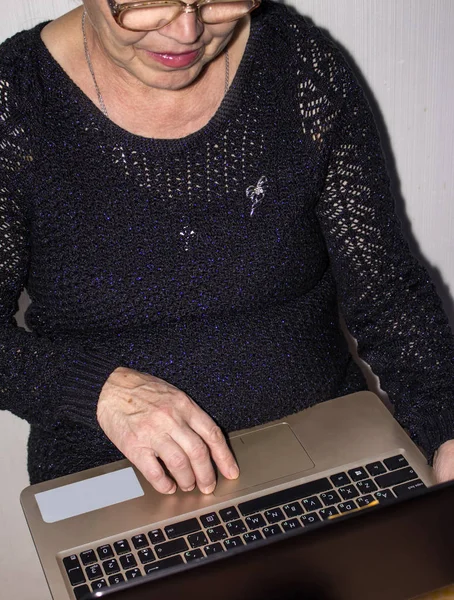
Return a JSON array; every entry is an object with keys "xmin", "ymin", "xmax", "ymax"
[{"xmin": 82, "ymin": 10, "xmax": 230, "ymax": 119}]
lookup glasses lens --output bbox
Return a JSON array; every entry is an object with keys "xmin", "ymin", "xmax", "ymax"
[
  {"xmin": 120, "ymin": 5, "xmax": 181, "ymax": 30},
  {"xmin": 200, "ymin": 0, "xmax": 256, "ymax": 23}
]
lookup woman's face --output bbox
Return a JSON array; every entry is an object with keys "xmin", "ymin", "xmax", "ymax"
[{"xmin": 83, "ymin": 0, "xmax": 242, "ymax": 91}]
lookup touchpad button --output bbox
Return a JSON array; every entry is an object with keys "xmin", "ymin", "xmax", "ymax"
[{"xmin": 213, "ymin": 423, "xmax": 314, "ymax": 497}]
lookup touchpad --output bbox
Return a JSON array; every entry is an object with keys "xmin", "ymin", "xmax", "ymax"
[{"xmin": 213, "ymin": 423, "xmax": 314, "ymax": 497}]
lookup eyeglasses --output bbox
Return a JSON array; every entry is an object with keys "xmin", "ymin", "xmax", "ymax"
[{"xmin": 107, "ymin": 0, "xmax": 261, "ymax": 32}]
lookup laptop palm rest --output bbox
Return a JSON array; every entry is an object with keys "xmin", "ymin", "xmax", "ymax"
[{"xmin": 214, "ymin": 423, "xmax": 315, "ymax": 496}]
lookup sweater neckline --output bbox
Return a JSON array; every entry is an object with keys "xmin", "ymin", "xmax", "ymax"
[{"xmin": 35, "ymin": 13, "xmax": 264, "ymax": 152}]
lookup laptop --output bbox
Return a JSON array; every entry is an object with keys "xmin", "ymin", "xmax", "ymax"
[
  {"xmin": 91, "ymin": 479, "xmax": 454, "ymax": 600},
  {"xmin": 21, "ymin": 391, "xmax": 437, "ymax": 600}
]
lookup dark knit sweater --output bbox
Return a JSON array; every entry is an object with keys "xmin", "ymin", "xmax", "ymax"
[{"xmin": 1, "ymin": 1, "xmax": 453, "ymax": 484}]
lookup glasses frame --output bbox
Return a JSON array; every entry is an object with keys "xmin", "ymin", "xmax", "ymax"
[{"xmin": 106, "ymin": 0, "xmax": 261, "ymax": 31}]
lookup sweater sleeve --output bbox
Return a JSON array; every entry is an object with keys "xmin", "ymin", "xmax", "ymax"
[
  {"xmin": 0, "ymin": 69, "xmax": 120, "ymax": 431},
  {"xmin": 312, "ymin": 43, "xmax": 454, "ymax": 460}
]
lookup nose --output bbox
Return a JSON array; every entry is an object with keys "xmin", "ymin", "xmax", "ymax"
[{"xmin": 160, "ymin": 9, "xmax": 203, "ymax": 44}]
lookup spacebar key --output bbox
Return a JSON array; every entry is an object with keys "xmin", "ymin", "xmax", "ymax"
[{"xmin": 239, "ymin": 478, "xmax": 333, "ymax": 516}]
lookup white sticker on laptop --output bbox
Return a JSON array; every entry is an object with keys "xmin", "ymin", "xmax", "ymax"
[{"xmin": 35, "ymin": 467, "xmax": 144, "ymax": 523}]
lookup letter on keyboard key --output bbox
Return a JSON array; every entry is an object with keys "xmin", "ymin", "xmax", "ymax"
[
  {"xmin": 262, "ymin": 524, "xmax": 283, "ymax": 538},
  {"xmin": 126, "ymin": 568, "xmax": 142, "ymax": 580},
  {"xmin": 224, "ymin": 536, "xmax": 244, "ymax": 551},
  {"xmin": 243, "ymin": 530, "xmax": 263, "ymax": 544},
  {"xmin": 207, "ymin": 525, "xmax": 228, "ymax": 542},
  {"xmin": 204, "ymin": 543, "xmax": 224, "ymax": 555},
  {"xmin": 226, "ymin": 519, "xmax": 247, "ymax": 535}
]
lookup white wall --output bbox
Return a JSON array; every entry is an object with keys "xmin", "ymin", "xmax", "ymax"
[{"xmin": 0, "ymin": 1, "xmax": 453, "ymax": 598}]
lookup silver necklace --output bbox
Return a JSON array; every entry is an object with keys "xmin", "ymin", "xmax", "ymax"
[{"xmin": 82, "ymin": 10, "xmax": 230, "ymax": 119}]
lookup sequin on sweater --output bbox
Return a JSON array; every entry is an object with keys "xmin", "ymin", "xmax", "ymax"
[{"xmin": 0, "ymin": 2, "xmax": 453, "ymax": 483}]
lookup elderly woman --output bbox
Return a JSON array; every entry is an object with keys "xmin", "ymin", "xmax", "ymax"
[{"xmin": 1, "ymin": 0, "xmax": 453, "ymax": 494}]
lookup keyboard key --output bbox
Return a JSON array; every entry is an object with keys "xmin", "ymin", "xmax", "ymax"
[
  {"xmin": 264, "ymin": 508, "xmax": 285, "ymax": 524},
  {"xmin": 207, "ymin": 525, "xmax": 228, "ymax": 542},
  {"xmin": 375, "ymin": 467, "xmax": 417, "ymax": 489},
  {"xmin": 184, "ymin": 549, "xmax": 204, "ymax": 562},
  {"xmin": 125, "ymin": 568, "xmax": 142, "ymax": 580},
  {"xmin": 148, "ymin": 529, "xmax": 166, "ymax": 545},
  {"xmin": 319, "ymin": 507, "xmax": 339, "ymax": 520},
  {"xmin": 245, "ymin": 514, "xmax": 266, "ymax": 529},
  {"xmin": 204, "ymin": 543, "xmax": 224, "ymax": 555},
  {"xmin": 108, "ymin": 573, "xmax": 125, "ymax": 585},
  {"xmin": 103, "ymin": 559, "xmax": 120, "ymax": 575},
  {"xmin": 86, "ymin": 564, "xmax": 103, "ymax": 581},
  {"xmin": 113, "ymin": 539, "xmax": 131, "ymax": 555},
  {"xmin": 144, "ymin": 555, "xmax": 184, "ymax": 574},
  {"xmin": 348, "ymin": 467, "xmax": 369, "ymax": 482},
  {"xmin": 393, "ymin": 479, "xmax": 426, "ymax": 498},
  {"xmin": 283, "ymin": 502, "xmax": 303, "ymax": 518},
  {"xmin": 227, "ymin": 519, "xmax": 247, "ymax": 535},
  {"xmin": 138, "ymin": 548, "xmax": 156, "ymax": 564},
  {"xmin": 80, "ymin": 550, "xmax": 97, "ymax": 566},
  {"xmin": 243, "ymin": 530, "xmax": 263, "ymax": 544},
  {"xmin": 320, "ymin": 490, "xmax": 341, "ymax": 506},
  {"xmin": 356, "ymin": 494, "xmax": 375, "ymax": 507},
  {"xmin": 374, "ymin": 488, "xmax": 396, "ymax": 503},
  {"xmin": 301, "ymin": 512, "xmax": 321, "ymax": 526},
  {"xmin": 262, "ymin": 524, "xmax": 283, "ymax": 538},
  {"xmin": 132, "ymin": 534, "xmax": 149, "ymax": 549},
  {"xmin": 74, "ymin": 585, "xmax": 90, "ymax": 599},
  {"xmin": 239, "ymin": 478, "xmax": 332, "ymax": 516},
  {"xmin": 224, "ymin": 536, "xmax": 244, "ymax": 551},
  {"xmin": 384, "ymin": 455, "xmax": 409, "ymax": 471},
  {"xmin": 155, "ymin": 538, "xmax": 188, "ymax": 559},
  {"xmin": 91, "ymin": 579, "xmax": 108, "ymax": 591},
  {"xmin": 302, "ymin": 496, "xmax": 323, "ymax": 511},
  {"xmin": 330, "ymin": 472, "xmax": 350, "ymax": 487},
  {"xmin": 120, "ymin": 553, "xmax": 137, "ymax": 570},
  {"xmin": 200, "ymin": 512, "xmax": 221, "ymax": 528},
  {"xmin": 357, "ymin": 479, "xmax": 378, "ymax": 494},
  {"xmin": 366, "ymin": 461, "xmax": 386, "ymax": 476},
  {"xmin": 219, "ymin": 507, "xmax": 240, "ymax": 522},
  {"xmin": 338, "ymin": 500, "xmax": 358, "ymax": 513},
  {"xmin": 63, "ymin": 555, "xmax": 86, "ymax": 587},
  {"xmin": 282, "ymin": 518, "xmax": 302, "ymax": 532},
  {"xmin": 165, "ymin": 518, "xmax": 201, "ymax": 539},
  {"xmin": 188, "ymin": 532, "xmax": 208, "ymax": 548},
  {"xmin": 338, "ymin": 485, "xmax": 359, "ymax": 500},
  {"xmin": 97, "ymin": 545, "xmax": 114, "ymax": 560}
]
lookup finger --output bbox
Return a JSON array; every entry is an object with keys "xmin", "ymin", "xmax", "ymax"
[
  {"xmin": 170, "ymin": 426, "xmax": 217, "ymax": 494},
  {"xmin": 152, "ymin": 434, "xmax": 197, "ymax": 492},
  {"xmin": 127, "ymin": 447, "xmax": 177, "ymax": 495},
  {"xmin": 186, "ymin": 406, "xmax": 239, "ymax": 481}
]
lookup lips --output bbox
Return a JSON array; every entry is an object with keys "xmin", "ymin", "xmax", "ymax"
[{"xmin": 144, "ymin": 48, "xmax": 202, "ymax": 68}]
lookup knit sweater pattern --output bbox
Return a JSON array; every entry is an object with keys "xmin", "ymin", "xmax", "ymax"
[{"xmin": 1, "ymin": 1, "xmax": 453, "ymax": 484}]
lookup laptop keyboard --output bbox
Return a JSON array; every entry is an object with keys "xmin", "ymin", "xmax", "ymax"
[{"xmin": 63, "ymin": 454, "xmax": 426, "ymax": 599}]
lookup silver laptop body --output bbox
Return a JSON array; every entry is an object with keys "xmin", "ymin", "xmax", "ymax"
[{"xmin": 21, "ymin": 391, "xmax": 436, "ymax": 600}]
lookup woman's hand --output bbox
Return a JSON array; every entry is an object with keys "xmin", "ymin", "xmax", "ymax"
[
  {"xmin": 433, "ymin": 439, "xmax": 454, "ymax": 483},
  {"xmin": 97, "ymin": 367, "xmax": 239, "ymax": 495}
]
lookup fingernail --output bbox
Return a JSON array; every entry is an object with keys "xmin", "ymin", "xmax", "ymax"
[
  {"xmin": 201, "ymin": 482, "xmax": 216, "ymax": 495},
  {"xmin": 165, "ymin": 484, "xmax": 177, "ymax": 495},
  {"xmin": 229, "ymin": 465, "xmax": 240, "ymax": 479},
  {"xmin": 182, "ymin": 484, "xmax": 196, "ymax": 493}
]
